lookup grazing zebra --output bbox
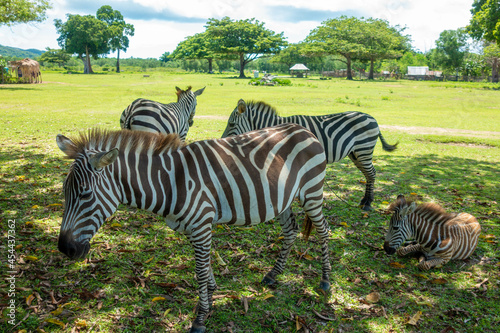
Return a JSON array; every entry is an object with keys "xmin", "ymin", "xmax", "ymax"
[
  {"xmin": 384, "ymin": 195, "xmax": 481, "ymax": 270},
  {"xmin": 120, "ymin": 86, "xmax": 205, "ymax": 140},
  {"xmin": 56, "ymin": 123, "xmax": 331, "ymax": 333},
  {"xmin": 222, "ymin": 99, "xmax": 397, "ymax": 210}
]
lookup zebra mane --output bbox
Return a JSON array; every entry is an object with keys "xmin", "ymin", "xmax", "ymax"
[
  {"xmin": 176, "ymin": 86, "xmax": 193, "ymax": 100},
  {"xmin": 389, "ymin": 199, "xmax": 458, "ymax": 223},
  {"xmin": 64, "ymin": 128, "xmax": 184, "ymax": 158},
  {"xmin": 245, "ymin": 100, "xmax": 280, "ymax": 116}
]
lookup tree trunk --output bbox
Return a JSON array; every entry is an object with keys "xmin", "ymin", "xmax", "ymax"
[
  {"xmin": 368, "ymin": 59, "xmax": 375, "ymax": 80},
  {"xmin": 346, "ymin": 56, "xmax": 353, "ymax": 80},
  {"xmin": 83, "ymin": 45, "xmax": 94, "ymax": 74},
  {"xmin": 116, "ymin": 49, "xmax": 121, "ymax": 73},
  {"xmin": 492, "ymin": 58, "xmax": 499, "ymax": 83},
  {"xmin": 239, "ymin": 53, "xmax": 246, "ymax": 78},
  {"xmin": 208, "ymin": 58, "xmax": 213, "ymax": 73}
]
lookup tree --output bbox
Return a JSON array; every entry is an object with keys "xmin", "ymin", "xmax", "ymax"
[
  {"xmin": 357, "ymin": 19, "xmax": 410, "ymax": 79},
  {"xmin": 270, "ymin": 43, "xmax": 319, "ymax": 69},
  {"xmin": 433, "ymin": 28, "xmax": 469, "ymax": 75},
  {"xmin": 483, "ymin": 42, "xmax": 500, "ymax": 81},
  {"xmin": 39, "ymin": 48, "xmax": 71, "ymax": 67},
  {"xmin": 171, "ymin": 32, "xmax": 218, "ymax": 72},
  {"xmin": 159, "ymin": 52, "xmax": 172, "ymax": 63},
  {"xmin": 55, "ymin": 14, "xmax": 110, "ymax": 74},
  {"xmin": 305, "ymin": 16, "xmax": 368, "ymax": 80},
  {"xmin": 205, "ymin": 17, "xmax": 287, "ymax": 78},
  {"xmin": 0, "ymin": 0, "xmax": 51, "ymax": 26},
  {"xmin": 96, "ymin": 5, "xmax": 134, "ymax": 73},
  {"xmin": 467, "ymin": 0, "xmax": 500, "ymax": 82}
]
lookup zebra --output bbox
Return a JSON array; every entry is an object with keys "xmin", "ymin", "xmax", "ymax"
[
  {"xmin": 120, "ymin": 86, "xmax": 205, "ymax": 140},
  {"xmin": 56, "ymin": 123, "xmax": 331, "ymax": 333},
  {"xmin": 222, "ymin": 99, "xmax": 398, "ymax": 211},
  {"xmin": 384, "ymin": 195, "xmax": 481, "ymax": 270}
]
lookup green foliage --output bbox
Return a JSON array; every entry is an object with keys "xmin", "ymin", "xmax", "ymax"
[
  {"xmin": 467, "ymin": 0, "xmax": 500, "ymax": 44},
  {"xmin": 38, "ymin": 48, "xmax": 71, "ymax": 67},
  {"xmin": 54, "ymin": 14, "xmax": 111, "ymax": 74},
  {"xmin": 0, "ymin": 44, "xmax": 43, "ymax": 58},
  {"xmin": 0, "ymin": 0, "xmax": 51, "ymax": 26},
  {"xmin": 432, "ymin": 28, "xmax": 470, "ymax": 74},
  {"xmin": 248, "ymin": 77, "xmax": 292, "ymax": 86},
  {"xmin": 205, "ymin": 17, "xmax": 287, "ymax": 78}
]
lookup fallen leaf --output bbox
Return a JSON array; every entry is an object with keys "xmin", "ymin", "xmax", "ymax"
[
  {"xmin": 389, "ymin": 262, "xmax": 405, "ymax": 269},
  {"xmin": 430, "ymin": 278, "xmax": 447, "ymax": 285},
  {"xmin": 25, "ymin": 255, "xmax": 38, "ymax": 262},
  {"xmin": 242, "ymin": 296, "xmax": 249, "ymax": 313},
  {"xmin": 110, "ymin": 222, "xmax": 122, "ymax": 228},
  {"xmin": 46, "ymin": 318, "xmax": 66, "ymax": 328},
  {"xmin": 410, "ymin": 192, "xmax": 418, "ymax": 195},
  {"xmin": 296, "ymin": 315, "xmax": 302, "ymax": 331},
  {"xmin": 382, "ymin": 201, "xmax": 389, "ymax": 205},
  {"xmin": 47, "ymin": 203, "xmax": 62, "ymax": 207},
  {"xmin": 214, "ymin": 251, "xmax": 226, "ymax": 266},
  {"xmin": 26, "ymin": 294, "xmax": 35, "ymax": 306},
  {"xmin": 366, "ymin": 291, "xmax": 380, "ymax": 304},
  {"xmin": 31, "ymin": 205, "xmax": 39, "ymax": 209},
  {"xmin": 340, "ymin": 222, "xmax": 349, "ymax": 227},
  {"xmin": 262, "ymin": 294, "xmax": 274, "ymax": 300},
  {"xmin": 163, "ymin": 309, "xmax": 171, "ymax": 317},
  {"xmin": 406, "ymin": 311, "xmax": 422, "ymax": 326},
  {"xmin": 144, "ymin": 256, "xmax": 154, "ymax": 264},
  {"xmin": 415, "ymin": 300, "xmax": 433, "ymax": 307},
  {"xmin": 152, "ymin": 296, "xmax": 166, "ymax": 302},
  {"xmin": 413, "ymin": 273, "xmax": 429, "ymax": 279},
  {"xmin": 75, "ymin": 319, "xmax": 87, "ymax": 328}
]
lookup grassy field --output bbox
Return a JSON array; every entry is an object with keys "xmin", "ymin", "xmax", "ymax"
[{"xmin": 1, "ymin": 72, "xmax": 499, "ymax": 332}]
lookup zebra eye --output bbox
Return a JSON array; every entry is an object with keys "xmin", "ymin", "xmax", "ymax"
[
  {"xmin": 80, "ymin": 191, "xmax": 92, "ymax": 199},
  {"xmin": 392, "ymin": 226, "xmax": 399, "ymax": 231}
]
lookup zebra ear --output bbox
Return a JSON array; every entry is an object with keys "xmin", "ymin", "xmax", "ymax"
[
  {"xmin": 56, "ymin": 134, "xmax": 78, "ymax": 159},
  {"xmin": 194, "ymin": 87, "xmax": 205, "ymax": 96},
  {"xmin": 89, "ymin": 149, "xmax": 119, "ymax": 170},
  {"xmin": 396, "ymin": 194, "xmax": 406, "ymax": 206},
  {"xmin": 175, "ymin": 86, "xmax": 182, "ymax": 92},
  {"xmin": 237, "ymin": 99, "xmax": 247, "ymax": 114}
]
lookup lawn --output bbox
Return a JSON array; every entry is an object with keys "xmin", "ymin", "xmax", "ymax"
[{"xmin": 0, "ymin": 72, "xmax": 499, "ymax": 332}]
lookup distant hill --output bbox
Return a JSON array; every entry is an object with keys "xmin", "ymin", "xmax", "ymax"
[{"xmin": 0, "ymin": 45, "xmax": 44, "ymax": 59}]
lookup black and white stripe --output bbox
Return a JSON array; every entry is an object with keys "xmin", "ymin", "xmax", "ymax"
[
  {"xmin": 384, "ymin": 195, "xmax": 481, "ymax": 270},
  {"xmin": 120, "ymin": 86, "xmax": 205, "ymax": 140},
  {"xmin": 222, "ymin": 99, "xmax": 398, "ymax": 210},
  {"xmin": 56, "ymin": 123, "xmax": 331, "ymax": 333}
]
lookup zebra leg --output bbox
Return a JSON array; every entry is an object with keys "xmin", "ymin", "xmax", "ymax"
[
  {"xmin": 396, "ymin": 243, "xmax": 423, "ymax": 257},
  {"xmin": 207, "ymin": 264, "xmax": 217, "ymax": 309},
  {"xmin": 418, "ymin": 252, "xmax": 451, "ymax": 271},
  {"xmin": 188, "ymin": 232, "xmax": 213, "ymax": 333},
  {"xmin": 310, "ymin": 215, "xmax": 331, "ymax": 292},
  {"xmin": 348, "ymin": 152, "xmax": 376, "ymax": 211},
  {"xmin": 262, "ymin": 208, "xmax": 298, "ymax": 286}
]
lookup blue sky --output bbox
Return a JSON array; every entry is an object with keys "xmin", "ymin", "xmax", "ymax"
[{"xmin": 0, "ymin": 0, "xmax": 474, "ymax": 58}]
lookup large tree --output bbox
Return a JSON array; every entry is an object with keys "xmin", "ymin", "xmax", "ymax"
[
  {"xmin": 39, "ymin": 47, "xmax": 71, "ymax": 67},
  {"xmin": 358, "ymin": 19, "xmax": 410, "ymax": 79},
  {"xmin": 433, "ymin": 28, "xmax": 469, "ymax": 75},
  {"xmin": 96, "ymin": 5, "xmax": 134, "ymax": 73},
  {"xmin": 0, "ymin": 0, "xmax": 51, "ymax": 26},
  {"xmin": 171, "ymin": 32, "xmax": 219, "ymax": 73},
  {"xmin": 305, "ymin": 16, "xmax": 367, "ymax": 80},
  {"xmin": 205, "ymin": 17, "xmax": 287, "ymax": 78},
  {"xmin": 270, "ymin": 43, "xmax": 318, "ymax": 69},
  {"xmin": 483, "ymin": 42, "xmax": 500, "ymax": 82},
  {"xmin": 55, "ymin": 14, "xmax": 110, "ymax": 74},
  {"xmin": 467, "ymin": 0, "xmax": 500, "ymax": 81}
]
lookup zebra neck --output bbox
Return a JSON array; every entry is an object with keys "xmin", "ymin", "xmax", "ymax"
[
  {"xmin": 407, "ymin": 214, "xmax": 420, "ymax": 240},
  {"xmin": 114, "ymin": 152, "xmax": 176, "ymax": 217}
]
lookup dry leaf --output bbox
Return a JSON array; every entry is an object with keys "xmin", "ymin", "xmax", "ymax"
[
  {"xmin": 75, "ymin": 319, "xmax": 87, "ymax": 328},
  {"xmin": 163, "ymin": 309, "xmax": 171, "ymax": 317},
  {"xmin": 415, "ymin": 300, "xmax": 433, "ymax": 307},
  {"xmin": 430, "ymin": 278, "xmax": 447, "ymax": 285},
  {"xmin": 46, "ymin": 318, "xmax": 66, "ymax": 328},
  {"xmin": 25, "ymin": 255, "xmax": 39, "ymax": 262},
  {"xmin": 296, "ymin": 315, "xmax": 302, "ymax": 331},
  {"xmin": 242, "ymin": 296, "xmax": 249, "ymax": 313},
  {"xmin": 366, "ymin": 291, "xmax": 380, "ymax": 304},
  {"xmin": 214, "ymin": 251, "xmax": 226, "ymax": 266},
  {"xmin": 414, "ymin": 273, "xmax": 429, "ymax": 279},
  {"xmin": 389, "ymin": 262, "xmax": 405, "ymax": 268},
  {"xmin": 262, "ymin": 294, "xmax": 274, "ymax": 300},
  {"xmin": 152, "ymin": 296, "xmax": 166, "ymax": 302},
  {"xmin": 111, "ymin": 222, "xmax": 122, "ymax": 228},
  {"xmin": 26, "ymin": 294, "xmax": 35, "ymax": 306},
  {"xmin": 340, "ymin": 222, "xmax": 349, "ymax": 227},
  {"xmin": 406, "ymin": 311, "xmax": 422, "ymax": 326},
  {"xmin": 145, "ymin": 256, "xmax": 154, "ymax": 264}
]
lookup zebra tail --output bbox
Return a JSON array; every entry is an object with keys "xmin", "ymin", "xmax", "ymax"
[
  {"xmin": 302, "ymin": 215, "xmax": 314, "ymax": 242},
  {"xmin": 379, "ymin": 133, "xmax": 398, "ymax": 152}
]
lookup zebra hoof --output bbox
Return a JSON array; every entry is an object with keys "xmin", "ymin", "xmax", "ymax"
[
  {"xmin": 319, "ymin": 280, "xmax": 331, "ymax": 293},
  {"xmin": 261, "ymin": 275, "xmax": 276, "ymax": 287},
  {"xmin": 360, "ymin": 204, "xmax": 373, "ymax": 211},
  {"xmin": 189, "ymin": 323, "xmax": 206, "ymax": 333}
]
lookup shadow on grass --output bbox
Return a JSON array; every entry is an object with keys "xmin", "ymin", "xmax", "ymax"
[{"xmin": 1, "ymin": 147, "xmax": 499, "ymax": 332}]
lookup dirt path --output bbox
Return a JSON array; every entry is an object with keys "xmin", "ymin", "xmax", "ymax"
[{"xmin": 379, "ymin": 125, "xmax": 500, "ymax": 139}]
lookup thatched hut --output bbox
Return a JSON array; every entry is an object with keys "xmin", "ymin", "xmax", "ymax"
[
  {"xmin": 290, "ymin": 63, "xmax": 309, "ymax": 78},
  {"xmin": 9, "ymin": 58, "xmax": 42, "ymax": 83}
]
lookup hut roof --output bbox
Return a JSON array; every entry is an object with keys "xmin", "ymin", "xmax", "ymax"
[{"xmin": 290, "ymin": 63, "xmax": 309, "ymax": 71}]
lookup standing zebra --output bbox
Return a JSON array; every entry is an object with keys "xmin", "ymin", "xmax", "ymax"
[
  {"xmin": 384, "ymin": 195, "xmax": 481, "ymax": 270},
  {"xmin": 56, "ymin": 124, "xmax": 331, "ymax": 333},
  {"xmin": 120, "ymin": 86, "xmax": 205, "ymax": 140},
  {"xmin": 222, "ymin": 99, "xmax": 398, "ymax": 210}
]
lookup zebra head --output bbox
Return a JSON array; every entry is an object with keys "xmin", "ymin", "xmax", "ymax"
[
  {"xmin": 221, "ymin": 99, "xmax": 252, "ymax": 137},
  {"xmin": 56, "ymin": 134, "xmax": 120, "ymax": 260},
  {"xmin": 176, "ymin": 86, "xmax": 205, "ymax": 127},
  {"xmin": 384, "ymin": 195, "xmax": 417, "ymax": 255}
]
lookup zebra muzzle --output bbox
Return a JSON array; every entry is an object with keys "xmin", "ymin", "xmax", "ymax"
[
  {"xmin": 383, "ymin": 241, "xmax": 396, "ymax": 255},
  {"xmin": 58, "ymin": 233, "xmax": 91, "ymax": 260}
]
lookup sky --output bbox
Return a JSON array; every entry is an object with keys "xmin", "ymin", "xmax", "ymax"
[{"xmin": 0, "ymin": 0, "xmax": 475, "ymax": 59}]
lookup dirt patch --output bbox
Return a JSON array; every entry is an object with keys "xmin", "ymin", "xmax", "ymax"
[{"xmin": 380, "ymin": 125, "xmax": 500, "ymax": 140}]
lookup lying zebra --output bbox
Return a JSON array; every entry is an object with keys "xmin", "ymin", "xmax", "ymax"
[
  {"xmin": 120, "ymin": 86, "xmax": 205, "ymax": 140},
  {"xmin": 384, "ymin": 195, "xmax": 481, "ymax": 270},
  {"xmin": 222, "ymin": 99, "xmax": 398, "ymax": 210}
]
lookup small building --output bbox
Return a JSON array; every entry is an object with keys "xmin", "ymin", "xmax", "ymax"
[
  {"xmin": 8, "ymin": 58, "xmax": 42, "ymax": 83},
  {"xmin": 290, "ymin": 63, "xmax": 309, "ymax": 78}
]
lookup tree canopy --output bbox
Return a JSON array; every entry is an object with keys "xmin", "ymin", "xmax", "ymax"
[
  {"xmin": 96, "ymin": 5, "xmax": 134, "ymax": 73},
  {"xmin": 205, "ymin": 17, "xmax": 287, "ymax": 78},
  {"xmin": 467, "ymin": 0, "xmax": 500, "ymax": 45},
  {"xmin": 171, "ymin": 32, "xmax": 219, "ymax": 72},
  {"xmin": 0, "ymin": 0, "xmax": 51, "ymax": 26},
  {"xmin": 432, "ymin": 28, "xmax": 469, "ymax": 74},
  {"xmin": 55, "ymin": 14, "xmax": 111, "ymax": 74}
]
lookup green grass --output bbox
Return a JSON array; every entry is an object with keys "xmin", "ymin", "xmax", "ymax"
[{"xmin": 1, "ymin": 72, "xmax": 499, "ymax": 332}]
